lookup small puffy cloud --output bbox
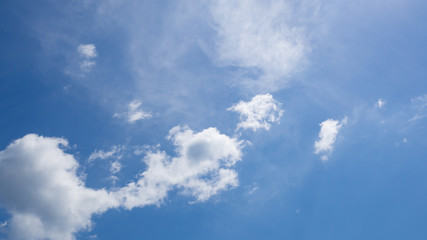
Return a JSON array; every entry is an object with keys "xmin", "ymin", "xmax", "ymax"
[
  {"xmin": 228, "ymin": 93, "xmax": 283, "ymax": 131},
  {"xmin": 77, "ymin": 44, "xmax": 97, "ymax": 58},
  {"xmin": 376, "ymin": 98, "xmax": 386, "ymax": 109},
  {"xmin": 0, "ymin": 134, "xmax": 120, "ymax": 240},
  {"xmin": 118, "ymin": 126, "xmax": 243, "ymax": 209},
  {"xmin": 210, "ymin": 0, "xmax": 309, "ymax": 91},
  {"xmin": 114, "ymin": 100, "xmax": 152, "ymax": 124},
  {"xmin": 314, "ymin": 117, "xmax": 347, "ymax": 161},
  {"xmin": 77, "ymin": 44, "xmax": 97, "ymax": 72}
]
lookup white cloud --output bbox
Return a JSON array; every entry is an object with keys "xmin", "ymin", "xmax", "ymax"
[
  {"xmin": 247, "ymin": 183, "xmax": 259, "ymax": 195},
  {"xmin": 88, "ymin": 145, "xmax": 122, "ymax": 162},
  {"xmin": 110, "ymin": 161, "xmax": 121, "ymax": 175},
  {"xmin": 77, "ymin": 44, "xmax": 97, "ymax": 58},
  {"xmin": 376, "ymin": 98, "xmax": 386, "ymax": 109},
  {"xmin": 228, "ymin": 93, "xmax": 283, "ymax": 131},
  {"xmin": 412, "ymin": 94, "xmax": 427, "ymax": 106},
  {"xmin": 210, "ymin": 0, "xmax": 309, "ymax": 91},
  {"xmin": 0, "ymin": 221, "xmax": 7, "ymax": 228},
  {"xmin": 77, "ymin": 44, "xmax": 97, "ymax": 72},
  {"xmin": 118, "ymin": 126, "xmax": 243, "ymax": 209},
  {"xmin": 409, "ymin": 94, "xmax": 427, "ymax": 122},
  {"xmin": 133, "ymin": 144, "xmax": 159, "ymax": 156},
  {"xmin": 114, "ymin": 100, "xmax": 152, "ymax": 124},
  {"xmin": 88, "ymin": 146, "xmax": 123, "ymax": 185},
  {"xmin": 0, "ymin": 127, "xmax": 244, "ymax": 239},
  {"xmin": 79, "ymin": 60, "xmax": 96, "ymax": 72},
  {"xmin": 0, "ymin": 134, "xmax": 120, "ymax": 240},
  {"xmin": 314, "ymin": 117, "xmax": 347, "ymax": 161}
]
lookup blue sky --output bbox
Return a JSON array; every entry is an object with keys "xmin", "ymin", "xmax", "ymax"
[{"xmin": 1, "ymin": 0, "xmax": 427, "ymax": 239}]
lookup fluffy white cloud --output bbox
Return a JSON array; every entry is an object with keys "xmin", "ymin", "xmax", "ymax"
[
  {"xmin": 228, "ymin": 93, "xmax": 283, "ymax": 131},
  {"xmin": 314, "ymin": 117, "xmax": 347, "ymax": 161},
  {"xmin": 0, "ymin": 127, "xmax": 243, "ymax": 239},
  {"xmin": 114, "ymin": 100, "xmax": 152, "ymax": 124},
  {"xmin": 118, "ymin": 126, "xmax": 243, "ymax": 209},
  {"xmin": 0, "ymin": 134, "xmax": 120, "ymax": 240},
  {"xmin": 77, "ymin": 44, "xmax": 97, "ymax": 72},
  {"xmin": 210, "ymin": 0, "xmax": 309, "ymax": 91}
]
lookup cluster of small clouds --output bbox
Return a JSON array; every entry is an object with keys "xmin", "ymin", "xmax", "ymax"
[
  {"xmin": 228, "ymin": 93, "xmax": 284, "ymax": 132},
  {"xmin": 210, "ymin": 0, "xmax": 309, "ymax": 91},
  {"xmin": 314, "ymin": 117, "xmax": 348, "ymax": 161},
  {"xmin": 373, "ymin": 94, "xmax": 427, "ymax": 124},
  {"xmin": 0, "ymin": 93, "xmax": 284, "ymax": 239},
  {"xmin": 88, "ymin": 145, "xmax": 124, "ymax": 183},
  {"xmin": 8, "ymin": 89, "xmax": 409, "ymax": 239},
  {"xmin": 114, "ymin": 100, "xmax": 152, "ymax": 124},
  {"xmin": 0, "ymin": 127, "xmax": 242, "ymax": 239},
  {"xmin": 77, "ymin": 44, "xmax": 97, "ymax": 72},
  {"xmin": 0, "ymin": 90, "xmax": 366, "ymax": 238},
  {"xmin": 5, "ymin": 0, "xmax": 426, "ymax": 238}
]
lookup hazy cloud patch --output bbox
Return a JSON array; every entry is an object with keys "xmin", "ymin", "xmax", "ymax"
[{"xmin": 77, "ymin": 44, "xmax": 97, "ymax": 72}]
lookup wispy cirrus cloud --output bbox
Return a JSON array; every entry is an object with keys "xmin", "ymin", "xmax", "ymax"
[
  {"xmin": 114, "ymin": 100, "xmax": 152, "ymax": 124},
  {"xmin": 210, "ymin": 0, "xmax": 310, "ymax": 91},
  {"xmin": 409, "ymin": 94, "xmax": 427, "ymax": 122},
  {"xmin": 88, "ymin": 145, "xmax": 123, "ymax": 162}
]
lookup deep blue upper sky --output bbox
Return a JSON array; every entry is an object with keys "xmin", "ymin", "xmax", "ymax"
[{"xmin": 1, "ymin": 0, "xmax": 427, "ymax": 239}]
